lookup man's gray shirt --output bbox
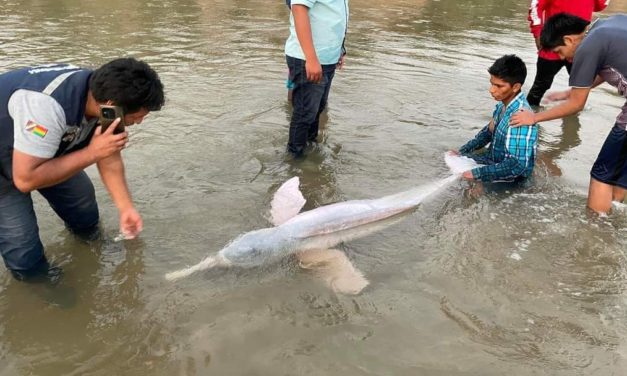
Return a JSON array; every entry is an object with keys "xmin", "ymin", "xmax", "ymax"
[
  {"xmin": 8, "ymin": 89, "xmax": 96, "ymax": 158},
  {"xmin": 570, "ymin": 14, "xmax": 627, "ymax": 126}
]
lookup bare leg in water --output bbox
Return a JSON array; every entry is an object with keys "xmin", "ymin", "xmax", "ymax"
[{"xmin": 587, "ymin": 177, "xmax": 626, "ymax": 214}]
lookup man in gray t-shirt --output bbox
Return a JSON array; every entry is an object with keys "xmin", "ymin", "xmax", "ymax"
[
  {"xmin": 511, "ymin": 13, "xmax": 627, "ymax": 214},
  {"xmin": 0, "ymin": 58, "xmax": 164, "ymax": 282}
]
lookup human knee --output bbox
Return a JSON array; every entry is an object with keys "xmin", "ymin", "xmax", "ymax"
[
  {"xmin": 1, "ymin": 236, "xmax": 45, "ymax": 273},
  {"xmin": 63, "ymin": 193, "xmax": 100, "ymax": 233},
  {"xmin": 613, "ymin": 188, "xmax": 626, "ymax": 202}
]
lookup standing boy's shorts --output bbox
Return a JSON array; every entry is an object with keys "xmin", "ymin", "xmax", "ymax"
[{"xmin": 590, "ymin": 124, "xmax": 627, "ymax": 189}]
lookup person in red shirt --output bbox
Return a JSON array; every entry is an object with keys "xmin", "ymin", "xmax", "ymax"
[{"xmin": 527, "ymin": 0, "xmax": 609, "ymax": 107}]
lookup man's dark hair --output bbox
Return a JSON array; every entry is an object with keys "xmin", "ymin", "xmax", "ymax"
[
  {"xmin": 488, "ymin": 54, "xmax": 527, "ymax": 86},
  {"xmin": 90, "ymin": 57, "xmax": 165, "ymax": 113},
  {"xmin": 540, "ymin": 13, "xmax": 590, "ymax": 50}
]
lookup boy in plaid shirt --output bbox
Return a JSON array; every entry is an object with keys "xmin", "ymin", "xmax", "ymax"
[{"xmin": 451, "ymin": 55, "xmax": 538, "ymax": 183}]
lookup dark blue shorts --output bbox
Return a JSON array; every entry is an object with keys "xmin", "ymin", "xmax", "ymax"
[{"xmin": 590, "ymin": 124, "xmax": 627, "ymax": 189}]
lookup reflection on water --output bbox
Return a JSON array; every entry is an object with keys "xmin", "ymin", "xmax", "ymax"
[
  {"xmin": 537, "ymin": 115, "xmax": 582, "ymax": 177},
  {"xmin": 0, "ymin": 236, "xmax": 151, "ymax": 374},
  {"xmin": 1, "ymin": 0, "xmax": 627, "ymax": 375}
]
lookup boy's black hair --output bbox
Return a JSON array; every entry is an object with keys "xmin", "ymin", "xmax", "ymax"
[
  {"xmin": 90, "ymin": 57, "xmax": 165, "ymax": 113},
  {"xmin": 488, "ymin": 54, "xmax": 527, "ymax": 86},
  {"xmin": 540, "ymin": 13, "xmax": 590, "ymax": 50}
]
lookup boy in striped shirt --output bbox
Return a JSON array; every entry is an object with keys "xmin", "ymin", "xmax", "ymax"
[{"xmin": 450, "ymin": 55, "xmax": 538, "ymax": 184}]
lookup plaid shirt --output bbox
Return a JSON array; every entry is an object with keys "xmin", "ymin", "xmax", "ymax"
[{"xmin": 459, "ymin": 92, "xmax": 538, "ymax": 182}]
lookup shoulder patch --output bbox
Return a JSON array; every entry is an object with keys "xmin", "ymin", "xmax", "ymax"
[{"xmin": 26, "ymin": 120, "xmax": 49, "ymax": 138}]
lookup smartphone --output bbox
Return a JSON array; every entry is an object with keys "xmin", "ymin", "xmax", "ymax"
[{"xmin": 99, "ymin": 105, "xmax": 126, "ymax": 134}]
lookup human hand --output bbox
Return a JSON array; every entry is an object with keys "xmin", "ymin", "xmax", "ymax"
[
  {"xmin": 464, "ymin": 181, "xmax": 484, "ymax": 199},
  {"xmin": 447, "ymin": 150, "xmax": 460, "ymax": 156},
  {"xmin": 306, "ymin": 58, "xmax": 323, "ymax": 83},
  {"xmin": 510, "ymin": 109, "xmax": 536, "ymax": 127},
  {"xmin": 534, "ymin": 36, "xmax": 542, "ymax": 51},
  {"xmin": 119, "ymin": 206, "xmax": 143, "ymax": 240},
  {"xmin": 462, "ymin": 171, "xmax": 474, "ymax": 180},
  {"xmin": 543, "ymin": 89, "xmax": 571, "ymax": 104},
  {"xmin": 337, "ymin": 54, "xmax": 346, "ymax": 70},
  {"xmin": 89, "ymin": 119, "xmax": 128, "ymax": 160}
]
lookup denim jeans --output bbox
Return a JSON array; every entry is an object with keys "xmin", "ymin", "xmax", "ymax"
[
  {"xmin": 286, "ymin": 55, "xmax": 336, "ymax": 157},
  {"xmin": 0, "ymin": 170, "xmax": 99, "ymax": 272}
]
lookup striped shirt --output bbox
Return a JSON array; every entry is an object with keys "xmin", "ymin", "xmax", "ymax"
[{"xmin": 459, "ymin": 92, "xmax": 538, "ymax": 182}]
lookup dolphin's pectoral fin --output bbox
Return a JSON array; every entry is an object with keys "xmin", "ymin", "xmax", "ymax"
[
  {"xmin": 270, "ymin": 176, "xmax": 307, "ymax": 226},
  {"xmin": 297, "ymin": 249, "xmax": 369, "ymax": 295}
]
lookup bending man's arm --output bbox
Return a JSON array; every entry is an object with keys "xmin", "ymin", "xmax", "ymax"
[
  {"xmin": 13, "ymin": 149, "xmax": 96, "ymax": 193},
  {"xmin": 12, "ymin": 121, "xmax": 127, "ymax": 192},
  {"xmin": 97, "ymin": 152, "xmax": 143, "ymax": 238}
]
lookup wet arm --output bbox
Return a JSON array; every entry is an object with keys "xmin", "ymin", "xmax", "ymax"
[
  {"xmin": 470, "ymin": 157, "xmax": 521, "ymax": 182},
  {"xmin": 472, "ymin": 124, "xmax": 535, "ymax": 181},
  {"xmin": 533, "ymin": 87, "xmax": 591, "ymax": 123},
  {"xmin": 98, "ymin": 152, "xmax": 143, "ymax": 237},
  {"xmin": 459, "ymin": 120, "xmax": 493, "ymax": 154},
  {"xmin": 96, "ymin": 152, "xmax": 133, "ymax": 212}
]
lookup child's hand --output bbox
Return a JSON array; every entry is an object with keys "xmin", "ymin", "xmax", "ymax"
[
  {"xmin": 337, "ymin": 54, "xmax": 346, "ymax": 70},
  {"xmin": 306, "ymin": 59, "xmax": 323, "ymax": 83},
  {"xmin": 462, "ymin": 171, "xmax": 474, "ymax": 180},
  {"xmin": 464, "ymin": 181, "xmax": 484, "ymax": 199},
  {"xmin": 447, "ymin": 150, "xmax": 460, "ymax": 156}
]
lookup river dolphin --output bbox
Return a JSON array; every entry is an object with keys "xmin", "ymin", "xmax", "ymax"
[{"xmin": 165, "ymin": 153, "xmax": 479, "ymax": 294}]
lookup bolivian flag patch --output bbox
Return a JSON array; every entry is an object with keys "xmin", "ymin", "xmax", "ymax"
[{"xmin": 26, "ymin": 120, "xmax": 48, "ymax": 138}]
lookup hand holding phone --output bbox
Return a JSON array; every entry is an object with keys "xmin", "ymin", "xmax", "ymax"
[{"xmin": 99, "ymin": 105, "xmax": 126, "ymax": 134}]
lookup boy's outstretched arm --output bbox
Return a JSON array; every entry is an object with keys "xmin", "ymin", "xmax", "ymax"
[
  {"xmin": 458, "ymin": 119, "xmax": 494, "ymax": 155},
  {"xmin": 468, "ymin": 158, "xmax": 519, "ymax": 182},
  {"xmin": 469, "ymin": 124, "xmax": 536, "ymax": 182},
  {"xmin": 292, "ymin": 4, "xmax": 323, "ymax": 83}
]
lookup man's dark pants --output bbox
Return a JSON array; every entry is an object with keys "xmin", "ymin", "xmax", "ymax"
[
  {"xmin": 0, "ymin": 171, "xmax": 99, "ymax": 276},
  {"xmin": 286, "ymin": 55, "xmax": 336, "ymax": 157},
  {"xmin": 527, "ymin": 57, "xmax": 573, "ymax": 107}
]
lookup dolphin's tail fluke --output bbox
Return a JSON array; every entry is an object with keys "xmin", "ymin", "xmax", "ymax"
[{"xmin": 165, "ymin": 254, "xmax": 230, "ymax": 281}]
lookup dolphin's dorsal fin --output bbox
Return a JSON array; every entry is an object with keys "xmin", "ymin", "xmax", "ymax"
[{"xmin": 270, "ymin": 176, "xmax": 306, "ymax": 226}]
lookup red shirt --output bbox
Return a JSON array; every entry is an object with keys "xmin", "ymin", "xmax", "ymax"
[{"xmin": 528, "ymin": 0, "xmax": 609, "ymax": 60}]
